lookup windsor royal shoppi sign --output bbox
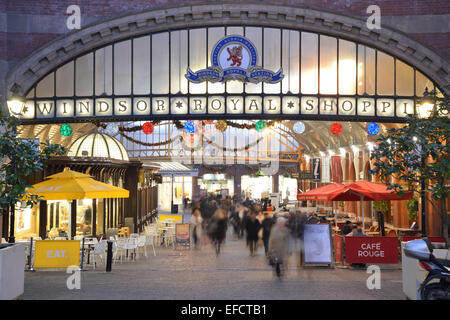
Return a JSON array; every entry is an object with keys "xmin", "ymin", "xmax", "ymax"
[{"xmin": 344, "ymin": 236, "xmax": 398, "ymax": 264}]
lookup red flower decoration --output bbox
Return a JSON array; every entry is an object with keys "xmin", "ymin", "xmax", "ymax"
[
  {"xmin": 142, "ymin": 122, "xmax": 154, "ymax": 134},
  {"xmin": 330, "ymin": 122, "xmax": 343, "ymax": 135}
]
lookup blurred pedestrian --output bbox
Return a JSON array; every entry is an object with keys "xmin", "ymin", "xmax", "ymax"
[
  {"xmin": 268, "ymin": 217, "xmax": 288, "ymax": 275},
  {"xmin": 208, "ymin": 209, "xmax": 228, "ymax": 255},
  {"xmin": 244, "ymin": 211, "xmax": 261, "ymax": 257},
  {"xmin": 191, "ymin": 206, "xmax": 203, "ymax": 249},
  {"xmin": 261, "ymin": 213, "xmax": 274, "ymax": 256}
]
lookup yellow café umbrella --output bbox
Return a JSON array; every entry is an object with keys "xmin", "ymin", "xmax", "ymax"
[{"xmin": 26, "ymin": 169, "xmax": 129, "ymax": 200}]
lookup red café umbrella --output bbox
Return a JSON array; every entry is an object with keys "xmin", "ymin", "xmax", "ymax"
[
  {"xmin": 331, "ymin": 181, "xmax": 413, "ymax": 231},
  {"xmin": 297, "ymin": 183, "xmax": 345, "ymax": 201}
]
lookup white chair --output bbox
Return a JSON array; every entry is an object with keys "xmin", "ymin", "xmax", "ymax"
[
  {"xmin": 74, "ymin": 235, "xmax": 84, "ymax": 240},
  {"xmin": 136, "ymin": 236, "xmax": 147, "ymax": 258},
  {"xmin": 123, "ymin": 238, "xmax": 138, "ymax": 261},
  {"xmin": 130, "ymin": 233, "xmax": 139, "ymax": 238},
  {"xmin": 115, "ymin": 238, "xmax": 127, "ymax": 263},
  {"xmin": 145, "ymin": 234, "xmax": 156, "ymax": 256},
  {"xmin": 90, "ymin": 240, "xmax": 107, "ymax": 269}
]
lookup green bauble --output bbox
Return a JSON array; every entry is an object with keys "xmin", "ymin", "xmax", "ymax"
[
  {"xmin": 60, "ymin": 124, "xmax": 72, "ymax": 137},
  {"xmin": 255, "ymin": 120, "xmax": 267, "ymax": 132}
]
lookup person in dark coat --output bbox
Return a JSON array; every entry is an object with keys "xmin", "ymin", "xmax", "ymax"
[
  {"xmin": 340, "ymin": 221, "xmax": 353, "ymax": 235},
  {"xmin": 261, "ymin": 213, "xmax": 274, "ymax": 256},
  {"xmin": 209, "ymin": 209, "xmax": 228, "ymax": 255},
  {"xmin": 244, "ymin": 211, "xmax": 261, "ymax": 257}
]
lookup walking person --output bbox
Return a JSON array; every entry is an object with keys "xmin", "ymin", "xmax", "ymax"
[
  {"xmin": 208, "ymin": 209, "xmax": 228, "ymax": 255},
  {"xmin": 261, "ymin": 213, "xmax": 274, "ymax": 256},
  {"xmin": 268, "ymin": 217, "xmax": 288, "ymax": 277},
  {"xmin": 244, "ymin": 211, "xmax": 261, "ymax": 257},
  {"xmin": 190, "ymin": 205, "xmax": 203, "ymax": 249}
]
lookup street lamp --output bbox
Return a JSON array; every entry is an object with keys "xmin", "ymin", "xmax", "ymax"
[
  {"xmin": 7, "ymin": 94, "xmax": 25, "ymax": 117},
  {"xmin": 5, "ymin": 94, "xmax": 24, "ymax": 243},
  {"xmin": 416, "ymin": 88, "xmax": 437, "ymax": 238}
]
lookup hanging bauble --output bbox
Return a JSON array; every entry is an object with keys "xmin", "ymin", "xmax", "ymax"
[
  {"xmin": 142, "ymin": 122, "xmax": 154, "ymax": 134},
  {"xmin": 60, "ymin": 124, "xmax": 72, "ymax": 137},
  {"xmin": 215, "ymin": 120, "xmax": 228, "ymax": 132},
  {"xmin": 184, "ymin": 121, "xmax": 196, "ymax": 133},
  {"xmin": 256, "ymin": 169, "xmax": 264, "ymax": 176},
  {"xmin": 367, "ymin": 122, "xmax": 380, "ymax": 136},
  {"xmin": 103, "ymin": 123, "xmax": 119, "ymax": 136},
  {"xmin": 255, "ymin": 120, "xmax": 267, "ymax": 132},
  {"xmin": 293, "ymin": 121, "xmax": 306, "ymax": 134},
  {"xmin": 330, "ymin": 122, "xmax": 343, "ymax": 135}
]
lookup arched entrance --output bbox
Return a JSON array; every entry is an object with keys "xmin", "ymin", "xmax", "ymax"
[{"xmin": 5, "ymin": 3, "xmax": 448, "ymax": 238}]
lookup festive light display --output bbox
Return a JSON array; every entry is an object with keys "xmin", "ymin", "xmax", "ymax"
[
  {"xmin": 367, "ymin": 122, "xmax": 380, "ymax": 135},
  {"xmin": 255, "ymin": 120, "xmax": 268, "ymax": 132},
  {"xmin": 60, "ymin": 124, "xmax": 72, "ymax": 137},
  {"xmin": 184, "ymin": 121, "xmax": 196, "ymax": 133},
  {"xmin": 293, "ymin": 121, "xmax": 305, "ymax": 134},
  {"xmin": 330, "ymin": 122, "xmax": 343, "ymax": 135},
  {"xmin": 142, "ymin": 122, "xmax": 154, "ymax": 134}
]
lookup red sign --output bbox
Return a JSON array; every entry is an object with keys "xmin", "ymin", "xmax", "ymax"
[
  {"xmin": 345, "ymin": 236, "xmax": 399, "ymax": 264},
  {"xmin": 331, "ymin": 156, "xmax": 342, "ymax": 184},
  {"xmin": 334, "ymin": 235, "xmax": 343, "ymax": 262}
]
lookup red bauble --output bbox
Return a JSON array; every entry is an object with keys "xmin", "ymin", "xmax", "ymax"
[
  {"xmin": 142, "ymin": 122, "xmax": 154, "ymax": 134},
  {"xmin": 330, "ymin": 123, "xmax": 343, "ymax": 135}
]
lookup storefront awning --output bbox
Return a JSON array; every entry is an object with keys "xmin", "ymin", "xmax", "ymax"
[{"xmin": 151, "ymin": 162, "xmax": 198, "ymax": 177}]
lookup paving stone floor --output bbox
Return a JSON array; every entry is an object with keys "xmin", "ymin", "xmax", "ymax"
[{"xmin": 21, "ymin": 226, "xmax": 405, "ymax": 300}]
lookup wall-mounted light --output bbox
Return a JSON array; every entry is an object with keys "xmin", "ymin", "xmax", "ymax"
[
  {"xmin": 417, "ymin": 87, "xmax": 436, "ymax": 119},
  {"xmin": 7, "ymin": 94, "xmax": 25, "ymax": 117}
]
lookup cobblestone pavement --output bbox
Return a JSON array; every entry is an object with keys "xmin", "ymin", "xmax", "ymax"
[{"xmin": 21, "ymin": 226, "xmax": 405, "ymax": 300}]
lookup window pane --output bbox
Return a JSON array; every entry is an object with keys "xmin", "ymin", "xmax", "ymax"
[
  {"xmin": 189, "ymin": 28, "xmax": 207, "ymax": 94},
  {"xmin": 75, "ymin": 53, "xmax": 93, "ymax": 96},
  {"xmin": 133, "ymin": 36, "xmax": 150, "ymax": 94},
  {"xmin": 171, "ymin": 31, "xmax": 188, "ymax": 94},
  {"xmin": 56, "ymin": 61, "xmax": 74, "ymax": 97},
  {"xmin": 152, "ymin": 32, "xmax": 170, "ymax": 94},
  {"xmin": 114, "ymin": 40, "xmax": 131, "ymax": 95},
  {"xmin": 207, "ymin": 27, "xmax": 225, "ymax": 94},
  {"xmin": 415, "ymin": 71, "xmax": 433, "ymax": 97},
  {"xmin": 357, "ymin": 45, "xmax": 375, "ymax": 95},
  {"xmin": 396, "ymin": 60, "xmax": 414, "ymax": 96},
  {"xmin": 377, "ymin": 51, "xmax": 394, "ymax": 95},
  {"xmin": 282, "ymin": 30, "xmax": 300, "ymax": 94},
  {"xmin": 319, "ymin": 35, "xmax": 337, "ymax": 94},
  {"xmin": 36, "ymin": 72, "xmax": 54, "ymax": 98},
  {"xmin": 263, "ymin": 28, "xmax": 281, "ymax": 94},
  {"xmin": 301, "ymin": 32, "xmax": 318, "ymax": 94},
  {"xmin": 227, "ymin": 27, "xmax": 244, "ymax": 94},
  {"xmin": 245, "ymin": 27, "xmax": 262, "ymax": 94},
  {"xmin": 95, "ymin": 46, "xmax": 113, "ymax": 96},
  {"xmin": 338, "ymin": 40, "xmax": 356, "ymax": 95}
]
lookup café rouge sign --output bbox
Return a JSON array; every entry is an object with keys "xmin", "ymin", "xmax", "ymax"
[{"xmin": 17, "ymin": 96, "xmax": 417, "ymax": 121}]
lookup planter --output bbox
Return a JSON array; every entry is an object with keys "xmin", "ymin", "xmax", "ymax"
[{"xmin": 0, "ymin": 243, "xmax": 25, "ymax": 300}]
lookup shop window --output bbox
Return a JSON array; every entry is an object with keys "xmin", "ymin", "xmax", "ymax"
[
  {"xmin": 301, "ymin": 32, "xmax": 318, "ymax": 94},
  {"xmin": 133, "ymin": 36, "xmax": 151, "ymax": 94},
  {"xmin": 320, "ymin": 35, "xmax": 337, "ymax": 94},
  {"xmin": 114, "ymin": 40, "xmax": 132, "ymax": 95},
  {"xmin": 377, "ymin": 51, "xmax": 394, "ymax": 95},
  {"xmin": 76, "ymin": 199, "xmax": 93, "ymax": 236},
  {"xmin": 76, "ymin": 53, "xmax": 94, "ymax": 96},
  {"xmin": 47, "ymin": 200, "xmax": 70, "ymax": 239}
]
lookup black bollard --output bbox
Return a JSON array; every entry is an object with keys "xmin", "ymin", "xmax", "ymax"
[
  {"xmin": 106, "ymin": 240, "xmax": 113, "ymax": 272},
  {"xmin": 79, "ymin": 237, "xmax": 86, "ymax": 271},
  {"xmin": 25, "ymin": 237, "xmax": 35, "ymax": 272}
]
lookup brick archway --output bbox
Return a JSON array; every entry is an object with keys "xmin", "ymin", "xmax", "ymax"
[{"xmin": 5, "ymin": 2, "xmax": 450, "ymax": 98}]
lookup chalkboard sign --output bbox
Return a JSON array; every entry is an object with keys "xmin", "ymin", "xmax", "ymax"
[
  {"xmin": 303, "ymin": 224, "xmax": 334, "ymax": 266},
  {"xmin": 175, "ymin": 224, "xmax": 191, "ymax": 250}
]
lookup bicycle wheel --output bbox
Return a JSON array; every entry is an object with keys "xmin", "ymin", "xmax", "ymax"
[{"xmin": 422, "ymin": 283, "xmax": 450, "ymax": 300}]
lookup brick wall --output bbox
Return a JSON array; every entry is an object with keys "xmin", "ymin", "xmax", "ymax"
[{"xmin": 1, "ymin": 0, "xmax": 449, "ymax": 85}]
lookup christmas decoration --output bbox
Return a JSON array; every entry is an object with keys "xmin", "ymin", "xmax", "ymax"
[
  {"xmin": 367, "ymin": 122, "xmax": 380, "ymax": 136},
  {"xmin": 203, "ymin": 120, "xmax": 215, "ymax": 125},
  {"xmin": 60, "ymin": 124, "xmax": 72, "ymax": 137},
  {"xmin": 215, "ymin": 120, "xmax": 228, "ymax": 132},
  {"xmin": 184, "ymin": 121, "xmax": 196, "ymax": 133},
  {"xmin": 293, "ymin": 121, "xmax": 305, "ymax": 134},
  {"xmin": 142, "ymin": 122, "xmax": 154, "ymax": 134},
  {"xmin": 255, "ymin": 120, "xmax": 268, "ymax": 132},
  {"xmin": 330, "ymin": 122, "xmax": 343, "ymax": 135}
]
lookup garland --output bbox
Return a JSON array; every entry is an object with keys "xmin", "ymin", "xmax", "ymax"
[
  {"xmin": 95, "ymin": 119, "xmax": 276, "ymax": 132},
  {"xmin": 120, "ymin": 131, "xmax": 179, "ymax": 147}
]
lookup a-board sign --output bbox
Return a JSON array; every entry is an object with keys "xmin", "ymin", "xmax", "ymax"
[
  {"xmin": 33, "ymin": 240, "xmax": 80, "ymax": 268},
  {"xmin": 175, "ymin": 224, "xmax": 191, "ymax": 249},
  {"xmin": 303, "ymin": 224, "xmax": 333, "ymax": 265},
  {"xmin": 345, "ymin": 236, "xmax": 399, "ymax": 264}
]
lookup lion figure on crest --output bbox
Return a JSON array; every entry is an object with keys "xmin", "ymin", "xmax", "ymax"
[{"xmin": 227, "ymin": 45, "xmax": 243, "ymax": 67}]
